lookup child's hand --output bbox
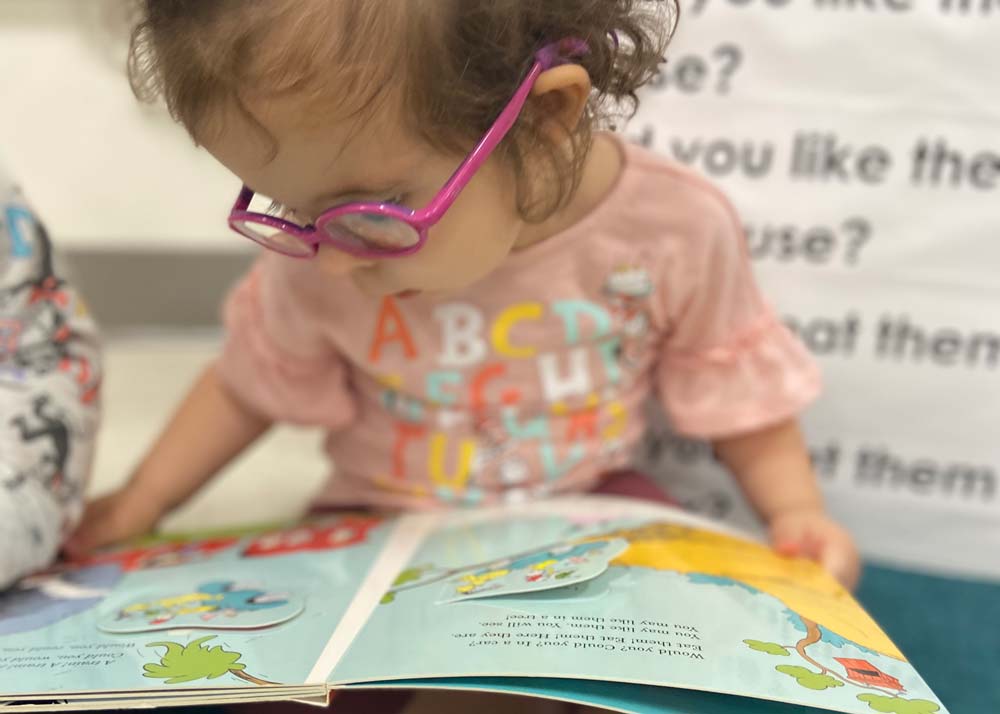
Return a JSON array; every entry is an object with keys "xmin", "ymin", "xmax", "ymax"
[
  {"xmin": 63, "ymin": 486, "xmax": 164, "ymax": 559},
  {"xmin": 769, "ymin": 508, "xmax": 860, "ymax": 590}
]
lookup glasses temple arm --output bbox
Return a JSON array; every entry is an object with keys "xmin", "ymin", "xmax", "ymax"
[{"xmin": 417, "ymin": 61, "xmax": 545, "ymax": 222}]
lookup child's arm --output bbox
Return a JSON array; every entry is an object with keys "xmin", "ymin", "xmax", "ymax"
[
  {"xmin": 714, "ymin": 418, "xmax": 859, "ymax": 588},
  {"xmin": 67, "ymin": 257, "xmax": 353, "ymax": 555},
  {"xmin": 649, "ymin": 180, "xmax": 859, "ymax": 587},
  {"xmin": 65, "ymin": 366, "xmax": 270, "ymax": 555}
]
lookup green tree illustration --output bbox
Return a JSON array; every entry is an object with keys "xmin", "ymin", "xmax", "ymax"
[
  {"xmin": 776, "ymin": 665, "xmax": 845, "ymax": 691},
  {"xmin": 392, "ymin": 567, "xmax": 429, "ymax": 587},
  {"xmin": 144, "ymin": 636, "xmax": 278, "ymax": 686},
  {"xmin": 857, "ymin": 694, "xmax": 941, "ymax": 714},
  {"xmin": 743, "ymin": 640, "xmax": 791, "ymax": 656},
  {"xmin": 746, "ymin": 618, "xmax": 940, "ymax": 706},
  {"xmin": 381, "ymin": 566, "xmax": 434, "ymax": 604}
]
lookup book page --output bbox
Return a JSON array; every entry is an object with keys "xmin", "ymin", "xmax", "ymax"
[
  {"xmin": 305, "ymin": 513, "xmax": 441, "ymax": 683},
  {"xmin": 328, "ymin": 496, "xmax": 946, "ymax": 714},
  {"xmin": 0, "ymin": 513, "xmax": 393, "ymax": 701}
]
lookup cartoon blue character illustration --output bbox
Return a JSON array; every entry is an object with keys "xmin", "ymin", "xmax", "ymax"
[
  {"xmin": 505, "ymin": 541, "xmax": 612, "ymax": 571},
  {"xmin": 194, "ymin": 581, "xmax": 291, "ymax": 621},
  {"xmin": 118, "ymin": 581, "xmax": 291, "ymax": 625},
  {"xmin": 450, "ymin": 539, "xmax": 627, "ymax": 598},
  {"xmin": 99, "ymin": 580, "xmax": 303, "ymax": 633}
]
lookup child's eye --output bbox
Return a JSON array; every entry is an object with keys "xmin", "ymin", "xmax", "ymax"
[{"xmin": 267, "ymin": 201, "xmax": 310, "ymax": 225}]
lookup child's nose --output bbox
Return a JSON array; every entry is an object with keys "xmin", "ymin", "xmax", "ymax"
[{"xmin": 315, "ymin": 245, "xmax": 376, "ymax": 275}]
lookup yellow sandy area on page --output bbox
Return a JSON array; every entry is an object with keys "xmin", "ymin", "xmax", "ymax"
[{"xmin": 596, "ymin": 523, "xmax": 902, "ymax": 660}]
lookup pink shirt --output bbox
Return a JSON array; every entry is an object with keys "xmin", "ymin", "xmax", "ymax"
[{"xmin": 217, "ymin": 138, "xmax": 821, "ymax": 509}]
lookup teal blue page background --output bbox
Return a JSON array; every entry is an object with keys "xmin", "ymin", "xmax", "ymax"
[{"xmin": 0, "ymin": 516, "xmax": 391, "ymax": 696}]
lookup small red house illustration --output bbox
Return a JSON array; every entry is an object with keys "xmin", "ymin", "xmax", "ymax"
[{"xmin": 835, "ymin": 658, "xmax": 904, "ymax": 691}]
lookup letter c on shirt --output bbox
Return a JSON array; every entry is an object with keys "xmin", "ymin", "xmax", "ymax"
[{"xmin": 491, "ymin": 302, "xmax": 543, "ymax": 359}]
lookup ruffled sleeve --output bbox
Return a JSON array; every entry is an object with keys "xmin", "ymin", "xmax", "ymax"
[
  {"xmin": 216, "ymin": 258, "xmax": 356, "ymax": 430},
  {"xmin": 656, "ymin": 187, "xmax": 821, "ymax": 439}
]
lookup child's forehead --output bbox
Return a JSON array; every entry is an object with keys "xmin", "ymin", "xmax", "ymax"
[
  {"xmin": 203, "ymin": 90, "xmax": 432, "ymax": 199},
  {"xmin": 219, "ymin": 86, "xmax": 419, "ymax": 165}
]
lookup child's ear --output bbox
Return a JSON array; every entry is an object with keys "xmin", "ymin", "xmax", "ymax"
[{"xmin": 530, "ymin": 65, "xmax": 592, "ymax": 139}]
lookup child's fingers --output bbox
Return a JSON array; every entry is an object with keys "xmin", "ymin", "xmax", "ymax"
[
  {"xmin": 65, "ymin": 523, "xmax": 124, "ymax": 557},
  {"xmin": 769, "ymin": 514, "xmax": 860, "ymax": 589},
  {"xmin": 62, "ymin": 516, "xmax": 109, "ymax": 558},
  {"xmin": 774, "ymin": 540, "xmax": 801, "ymax": 557},
  {"xmin": 60, "ymin": 536, "xmax": 91, "ymax": 561},
  {"xmin": 769, "ymin": 518, "xmax": 810, "ymax": 558},
  {"xmin": 63, "ymin": 495, "xmax": 140, "ymax": 557},
  {"xmin": 820, "ymin": 535, "xmax": 861, "ymax": 590}
]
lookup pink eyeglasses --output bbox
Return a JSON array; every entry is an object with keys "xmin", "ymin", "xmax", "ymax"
[{"xmin": 227, "ymin": 39, "xmax": 590, "ymax": 259}]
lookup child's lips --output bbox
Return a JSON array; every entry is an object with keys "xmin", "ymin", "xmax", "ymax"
[{"xmin": 394, "ymin": 289, "xmax": 421, "ymax": 299}]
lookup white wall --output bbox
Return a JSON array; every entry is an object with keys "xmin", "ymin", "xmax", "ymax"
[
  {"xmin": 0, "ymin": 0, "xmax": 241, "ymax": 250},
  {"xmin": 631, "ymin": 0, "xmax": 1000, "ymax": 578}
]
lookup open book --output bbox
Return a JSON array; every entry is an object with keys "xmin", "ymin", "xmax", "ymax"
[{"xmin": 0, "ymin": 496, "xmax": 946, "ymax": 713}]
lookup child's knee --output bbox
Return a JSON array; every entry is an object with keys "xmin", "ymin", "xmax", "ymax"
[
  {"xmin": 0, "ymin": 473, "xmax": 64, "ymax": 588},
  {"xmin": 0, "ymin": 163, "xmax": 102, "ymax": 587}
]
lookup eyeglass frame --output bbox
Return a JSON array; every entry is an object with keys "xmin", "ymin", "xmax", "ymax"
[{"xmin": 227, "ymin": 38, "xmax": 591, "ymax": 259}]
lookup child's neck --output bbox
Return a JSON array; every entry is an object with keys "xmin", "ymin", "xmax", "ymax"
[{"xmin": 513, "ymin": 132, "xmax": 624, "ymax": 251}]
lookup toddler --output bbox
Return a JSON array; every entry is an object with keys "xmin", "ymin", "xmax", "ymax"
[{"xmin": 70, "ymin": 1, "xmax": 857, "ymax": 593}]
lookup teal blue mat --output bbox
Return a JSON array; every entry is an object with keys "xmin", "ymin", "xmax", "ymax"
[{"xmin": 857, "ymin": 563, "xmax": 1000, "ymax": 713}]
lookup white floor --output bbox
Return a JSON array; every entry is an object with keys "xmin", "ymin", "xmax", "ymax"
[{"xmin": 93, "ymin": 333, "xmax": 328, "ymax": 533}]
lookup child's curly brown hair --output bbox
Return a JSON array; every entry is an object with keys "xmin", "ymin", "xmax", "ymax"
[{"xmin": 129, "ymin": 0, "xmax": 677, "ymax": 221}]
